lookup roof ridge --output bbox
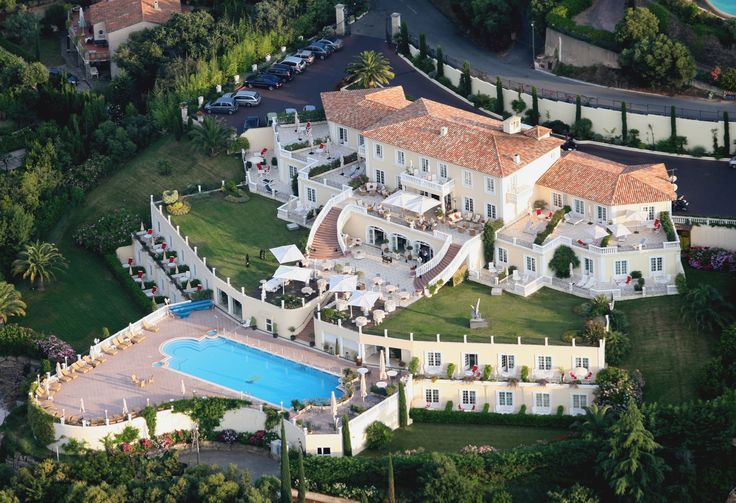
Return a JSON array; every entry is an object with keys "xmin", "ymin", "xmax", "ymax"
[{"xmin": 491, "ymin": 135, "xmax": 504, "ymax": 176}]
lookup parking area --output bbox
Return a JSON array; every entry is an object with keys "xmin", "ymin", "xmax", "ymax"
[{"xmin": 212, "ymin": 33, "xmax": 475, "ymax": 132}]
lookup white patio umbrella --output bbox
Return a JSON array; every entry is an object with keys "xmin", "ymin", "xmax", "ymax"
[
  {"xmin": 625, "ymin": 209, "xmax": 647, "ymax": 223},
  {"xmin": 78, "ymin": 7, "xmax": 85, "ymax": 29},
  {"xmin": 404, "ymin": 194, "xmax": 441, "ymax": 215},
  {"xmin": 273, "ymin": 265, "xmax": 312, "ymax": 294},
  {"xmin": 330, "ymin": 391, "xmax": 338, "ymax": 418},
  {"xmin": 56, "ymin": 361, "xmax": 63, "ymax": 377},
  {"xmin": 569, "ymin": 262, "xmax": 574, "ymax": 278},
  {"xmin": 347, "ymin": 290, "xmax": 381, "ymax": 316},
  {"xmin": 587, "ymin": 225, "xmax": 608, "ymax": 240},
  {"xmin": 122, "ymin": 398, "xmax": 128, "ymax": 415},
  {"xmin": 80, "ymin": 398, "xmax": 85, "ymax": 413},
  {"xmin": 180, "ymin": 379, "xmax": 186, "ymax": 397},
  {"xmin": 379, "ymin": 350, "xmax": 388, "ymax": 381},
  {"xmin": 360, "ymin": 372, "xmax": 367, "ymax": 402},
  {"xmin": 383, "ymin": 190, "xmax": 419, "ymax": 210},
  {"xmin": 270, "ymin": 244, "xmax": 305, "ymax": 264},
  {"xmin": 608, "ymin": 223, "xmax": 632, "ymax": 238},
  {"xmin": 45, "ymin": 380, "xmax": 50, "ymax": 395},
  {"xmin": 294, "ymin": 110, "xmax": 300, "ymax": 133},
  {"xmin": 329, "ymin": 274, "xmax": 357, "ymax": 293}
]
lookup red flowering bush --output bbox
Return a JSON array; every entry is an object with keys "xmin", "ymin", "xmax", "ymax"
[
  {"xmin": 218, "ymin": 429, "xmax": 237, "ymax": 444},
  {"xmin": 120, "ymin": 442, "xmax": 133, "ymax": 453},
  {"xmin": 36, "ymin": 336, "xmax": 76, "ymax": 363}
]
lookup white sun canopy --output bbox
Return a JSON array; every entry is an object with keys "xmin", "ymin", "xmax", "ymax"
[
  {"xmin": 270, "ymin": 245, "xmax": 306, "ymax": 264},
  {"xmin": 272, "ymin": 265, "xmax": 312, "ymax": 283},
  {"xmin": 608, "ymin": 223, "xmax": 632, "ymax": 238},
  {"xmin": 587, "ymin": 225, "xmax": 609, "ymax": 240},
  {"xmin": 347, "ymin": 290, "xmax": 381, "ymax": 309},
  {"xmin": 383, "ymin": 190, "xmax": 441, "ymax": 214},
  {"xmin": 329, "ymin": 274, "xmax": 358, "ymax": 292}
]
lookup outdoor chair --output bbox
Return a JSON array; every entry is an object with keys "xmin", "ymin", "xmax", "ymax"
[
  {"xmin": 113, "ymin": 336, "xmax": 132, "ymax": 350},
  {"xmin": 101, "ymin": 344, "xmax": 118, "ymax": 356},
  {"xmin": 83, "ymin": 355, "xmax": 104, "ymax": 367},
  {"xmin": 143, "ymin": 321, "xmax": 159, "ymax": 332},
  {"xmin": 131, "ymin": 333, "xmax": 147, "ymax": 344},
  {"xmin": 70, "ymin": 361, "xmax": 92, "ymax": 374},
  {"xmin": 574, "ymin": 275, "xmax": 589, "ymax": 288}
]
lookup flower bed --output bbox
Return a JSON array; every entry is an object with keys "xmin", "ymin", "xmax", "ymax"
[
  {"xmin": 37, "ymin": 335, "xmax": 76, "ymax": 363},
  {"xmin": 686, "ymin": 247, "xmax": 736, "ymax": 272}
]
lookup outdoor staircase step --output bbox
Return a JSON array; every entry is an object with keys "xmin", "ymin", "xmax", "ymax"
[
  {"xmin": 413, "ymin": 243, "xmax": 462, "ymax": 291},
  {"xmin": 309, "ymin": 207, "xmax": 343, "ymax": 260}
]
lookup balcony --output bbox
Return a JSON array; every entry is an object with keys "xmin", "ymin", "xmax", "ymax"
[
  {"xmin": 505, "ymin": 184, "xmax": 532, "ymax": 204},
  {"xmin": 399, "ymin": 170, "xmax": 455, "ymax": 196}
]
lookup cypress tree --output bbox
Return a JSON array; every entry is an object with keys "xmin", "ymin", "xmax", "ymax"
[
  {"xmin": 530, "ymin": 86, "xmax": 540, "ymax": 126},
  {"xmin": 398, "ymin": 382, "xmax": 408, "ymax": 427},
  {"xmin": 724, "ymin": 111, "xmax": 731, "ymax": 157},
  {"xmin": 495, "ymin": 76, "xmax": 504, "ymax": 115},
  {"xmin": 280, "ymin": 420, "xmax": 292, "ymax": 503},
  {"xmin": 387, "ymin": 454, "xmax": 396, "ymax": 503},
  {"xmin": 398, "ymin": 22, "xmax": 410, "ymax": 56},
  {"xmin": 670, "ymin": 105, "xmax": 677, "ymax": 140},
  {"xmin": 419, "ymin": 33, "xmax": 427, "ymax": 60},
  {"xmin": 297, "ymin": 449, "xmax": 306, "ymax": 503},
  {"xmin": 575, "ymin": 95, "xmax": 582, "ymax": 123},
  {"xmin": 459, "ymin": 60, "xmax": 472, "ymax": 98},
  {"xmin": 341, "ymin": 415, "xmax": 352, "ymax": 456},
  {"xmin": 621, "ymin": 101, "xmax": 628, "ymax": 143},
  {"xmin": 435, "ymin": 45, "xmax": 444, "ymax": 78}
]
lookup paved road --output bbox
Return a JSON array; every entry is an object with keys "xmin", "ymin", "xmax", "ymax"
[
  {"xmin": 215, "ymin": 24, "xmax": 734, "ymax": 218},
  {"xmin": 363, "ymin": 0, "xmax": 736, "ymax": 121}
]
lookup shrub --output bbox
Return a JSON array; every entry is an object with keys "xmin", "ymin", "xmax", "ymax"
[
  {"xmin": 444, "ymin": 400, "xmax": 453, "ymax": 412},
  {"xmin": 548, "ymin": 245, "xmax": 580, "ymax": 278},
  {"xmin": 634, "ymin": 277, "xmax": 645, "ymax": 291},
  {"xmin": 157, "ymin": 160, "xmax": 174, "ymax": 176},
  {"xmin": 36, "ymin": 335, "xmax": 76, "ymax": 363},
  {"xmin": 571, "ymin": 118, "xmax": 593, "ymax": 140},
  {"xmin": 74, "ymin": 209, "xmax": 141, "ymax": 255},
  {"xmin": 659, "ymin": 211, "xmax": 677, "ymax": 241},
  {"xmin": 630, "ymin": 270, "xmax": 642, "ymax": 279},
  {"xmin": 446, "ymin": 362, "xmax": 456, "ymax": 379},
  {"xmin": 605, "ymin": 330, "xmax": 632, "ymax": 365},
  {"xmin": 561, "ymin": 330, "xmax": 578, "ymax": 343},
  {"xmin": 27, "ymin": 402, "xmax": 55, "ymax": 445},
  {"xmin": 518, "ymin": 404, "xmax": 527, "ymax": 415},
  {"xmin": 594, "ymin": 367, "xmax": 644, "ymax": 411},
  {"xmin": 482, "ymin": 364, "xmax": 493, "ymax": 381},
  {"xmin": 520, "ymin": 366, "xmax": 530, "ymax": 382},
  {"xmin": 104, "ymin": 253, "xmax": 157, "ymax": 314},
  {"xmin": 542, "ymin": 120, "xmax": 570, "ymax": 135},
  {"xmin": 408, "ymin": 357, "xmax": 420, "ymax": 376},
  {"xmin": 582, "ymin": 318, "xmax": 607, "ymax": 344},
  {"xmin": 410, "ymin": 408, "xmax": 577, "ymax": 428},
  {"xmin": 365, "ymin": 421, "xmax": 393, "ymax": 450},
  {"xmin": 534, "ymin": 207, "xmax": 570, "ymax": 245},
  {"xmin": 675, "ymin": 273, "xmax": 687, "ymax": 294},
  {"xmin": 0, "ymin": 324, "xmax": 43, "ymax": 357}
]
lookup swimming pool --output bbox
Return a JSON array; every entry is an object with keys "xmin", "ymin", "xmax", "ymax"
[
  {"xmin": 707, "ymin": 0, "xmax": 736, "ymax": 16},
  {"xmin": 161, "ymin": 337, "xmax": 343, "ymax": 405}
]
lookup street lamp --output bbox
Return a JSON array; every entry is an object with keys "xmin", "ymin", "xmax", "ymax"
[{"xmin": 531, "ymin": 21, "xmax": 536, "ymax": 68}]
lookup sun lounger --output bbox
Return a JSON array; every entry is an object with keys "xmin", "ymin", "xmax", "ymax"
[
  {"xmin": 113, "ymin": 336, "xmax": 132, "ymax": 350},
  {"xmin": 60, "ymin": 367, "xmax": 79, "ymax": 380},
  {"xmin": 565, "ymin": 213, "xmax": 584, "ymax": 225},
  {"xmin": 574, "ymin": 275, "xmax": 588, "ymax": 288},
  {"xmin": 83, "ymin": 355, "xmax": 105, "ymax": 367},
  {"xmin": 582, "ymin": 277, "xmax": 596, "ymax": 289},
  {"xmin": 70, "ymin": 361, "xmax": 92, "ymax": 374},
  {"xmin": 131, "ymin": 333, "xmax": 146, "ymax": 344},
  {"xmin": 102, "ymin": 344, "xmax": 118, "ymax": 356},
  {"xmin": 143, "ymin": 322, "xmax": 159, "ymax": 333},
  {"xmin": 57, "ymin": 373, "xmax": 74, "ymax": 383}
]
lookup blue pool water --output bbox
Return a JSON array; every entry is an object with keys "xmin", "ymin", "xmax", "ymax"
[
  {"xmin": 708, "ymin": 0, "xmax": 736, "ymax": 15},
  {"xmin": 161, "ymin": 337, "xmax": 343, "ymax": 405}
]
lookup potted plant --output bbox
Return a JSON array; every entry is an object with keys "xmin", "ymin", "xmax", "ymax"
[
  {"xmin": 405, "ymin": 245, "xmax": 413, "ymax": 261},
  {"xmin": 288, "ymin": 326, "xmax": 296, "ymax": 341},
  {"xmin": 272, "ymin": 322, "xmax": 278, "ymax": 338}
]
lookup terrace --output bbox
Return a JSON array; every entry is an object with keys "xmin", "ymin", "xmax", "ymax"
[{"xmin": 67, "ymin": 7, "xmax": 109, "ymax": 77}]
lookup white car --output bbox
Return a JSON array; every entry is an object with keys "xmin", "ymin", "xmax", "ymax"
[
  {"xmin": 227, "ymin": 90, "xmax": 262, "ymax": 107},
  {"xmin": 729, "ymin": 155, "xmax": 736, "ymax": 168},
  {"xmin": 280, "ymin": 56, "xmax": 306, "ymax": 73}
]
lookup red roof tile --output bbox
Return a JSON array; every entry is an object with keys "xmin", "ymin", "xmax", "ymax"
[
  {"xmin": 320, "ymin": 87, "xmax": 412, "ymax": 132},
  {"xmin": 88, "ymin": 0, "xmax": 180, "ymax": 33}
]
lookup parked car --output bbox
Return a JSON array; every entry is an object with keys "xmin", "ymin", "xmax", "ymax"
[
  {"xmin": 243, "ymin": 116, "xmax": 261, "ymax": 131},
  {"xmin": 318, "ymin": 37, "xmax": 343, "ymax": 50},
  {"xmin": 280, "ymin": 56, "xmax": 307, "ymax": 73},
  {"xmin": 294, "ymin": 50, "xmax": 315, "ymax": 64},
  {"xmin": 303, "ymin": 45, "xmax": 330, "ymax": 59},
  {"xmin": 303, "ymin": 105, "xmax": 316, "ymax": 112},
  {"xmin": 265, "ymin": 64, "xmax": 294, "ymax": 81},
  {"xmin": 729, "ymin": 155, "xmax": 736, "ymax": 168},
  {"xmin": 49, "ymin": 67, "xmax": 79, "ymax": 85},
  {"xmin": 228, "ymin": 89, "xmax": 262, "ymax": 107},
  {"xmin": 204, "ymin": 95, "xmax": 238, "ymax": 115},
  {"xmin": 312, "ymin": 40, "xmax": 336, "ymax": 53},
  {"xmin": 244, "ymin": 73, "xmax": 283, "ymax": 90}
]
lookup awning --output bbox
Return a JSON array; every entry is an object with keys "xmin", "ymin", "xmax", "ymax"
[{"xmin": 270, "ymin": 244, "xmax": 305, "ymax": 264}]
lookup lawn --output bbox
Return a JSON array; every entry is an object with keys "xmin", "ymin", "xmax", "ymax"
[
  {"xmin": 367, "ymin": 282, "xmax": 585, "ymax": 344},
  {"xmin": 19, "ymin": 136, "xmax": 245, "ymax": 350},
  {"xmin": 361, "ymin": 423, "xmax": 570, "ymax": 456},
  {"xmin": 174, "ymin": 193, "xmax": 308, "ymax": 291},
  {"xmin": 38, "ymin": 35, "xmax": 64, "ymax": 67},
  {"xmin": 617, "ymin": 265, "xmax": 735, "ymax": 404}
]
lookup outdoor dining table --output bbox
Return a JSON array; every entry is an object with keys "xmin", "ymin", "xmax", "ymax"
[
  {"xmin": 301, "ymin": 286, "xmax": 314, "ymax": 295},
  {"xmin": 398, "ymin": 290, "xmax": 410, "ymax": 301},
  {"xmin": 353, "ymin": 250, "xmax": 365, "ymax": 260},
  {"xmin": 354, "ymin": 316, "xmax": 368, "ymax": 328},
  {"xmin": 384, "ymin": 284, "xmax": 397, "ymax": 294},
  {"xmin": 386, "ymin": 370, "xmax": 398, "ymax": 380},
  {"xmin": 372, "ymin": 276, "xmax": 384, "ymax": 286}
]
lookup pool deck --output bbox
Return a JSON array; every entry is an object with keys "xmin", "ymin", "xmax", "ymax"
[{"xmin": 46, "ymin": 310, "xmax": 382, "ymax": 428}]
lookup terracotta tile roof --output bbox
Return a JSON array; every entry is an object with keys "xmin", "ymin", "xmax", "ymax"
[
  {"xmin": 537, "ymin": 151, "xmax": 676, "ymax": 206},
  {"xmin": 522, "ymin": 125, "xmax": 551, "ymax": 139},
  {"xmin": 320, "ymin": 87, "xmax": 411, "ymax": 131},
  {"xmin": 360, "ymin": 98, "xmax": 563, "ymax": 177},
  {"xmin": 89, "ymin": 0, "xmax": 180, "ymax": 33}
]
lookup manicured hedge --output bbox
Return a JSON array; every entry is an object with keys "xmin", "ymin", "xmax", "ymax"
[
  {"xmin": 659, "ymin": 211, "xmax": 677, "ymax": 241},
  {"xmin": 0, "ymin": 324, "xmax": 43, "ymax": 358},
  {"xmin": 409, "ymin": 407, "xmax": 577, "ymax": 428},
  {"xmin": 104, "ymin": 253, "xmax": 156, "ymax": 314},
  {"xmin": 533, "ymin": 206, "xmax": 571, "ymax": 245}
]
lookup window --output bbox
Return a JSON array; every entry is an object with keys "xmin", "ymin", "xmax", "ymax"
[
  {"xmin": 485, "ymin": 176, "xmax": 495, "ymax": 194},
  {"xmin": 535, "ymin": 393, "xmax": 550, "ymax": 409},
  {"xmin": 461, "ymin": 389, "xmax": 477, "ymax": 406},
  {"xmin": 575, "ymin": 357, "xmax": 590, "ymax": 370},
  {"xmin": 525, "ymin": 256, "xmax": 536, "ymax": 273},
  {"xmin": 396, "ymin": 150, "xmax": 405, "ymax": 166},
  {"xmin": 464, "ymin": 353, "xmax": 479, "ymax": 370},
  {"xmin": 375, "ymin": 169, "xmax": 385, "ymax": 185},
  {"xmin": 288, "ymin": 165, "xmax": 298, "ymax": 178},
  {"xmin": 439, "ymin": 163, "xmax": 448, "ymax": 180},
  {"xmin": 396, "ymin": 175, "xmax": 402, "ymax": 190},
  {"xmin": 497, "ymin": 247, "xmax": 508, "ymax": 263},
  {"xmin": 574, "ymin": 199, "xmax": 585, "ymax": 215},
  {"xmin": 486, "ymin": 203, "xmax": 497, "ymax": 220},
  {"xmin": 500, "ymin": 354, "xmax": 515, "ymax": 372},
  {"xmin": 650, "ymin": 256, "xmax": 663, "ymax": 273},
  {"xmin": 597, "ymin": 205, "xmax": 607, "ymax": 222},
  {"xmin": 584, "ymin": 257, "xmax": 594, "ymax": 275},
  {"xmin": 338, "ymin": 127, "xmax": 348, "ymax": 143},
  {"xmin": 306, "ymin": 187, "xmax": 316, "ymax": 203},
  {"xmin": 426, "ymin": 352, "xmax": 442, "ymax": 367},
  {"xmin": 358, "ymin": 134, "xmax": 365, "ymax": 147},
  {"xmin": 572, "ymin": 394, "xmax": 588, "ymax": 410},
  {"xmin": 552, "ymin": 192, "xmax": 563, "ymax": 208},
  {"xmin": 463, "ymin": 170, "xmax": 472, "ymax": 187},
  {"xmin": 425, "ymin": 389, "xmax": 439, "ymax": 404},
  {"xmin": 497, "ymin": 391, "xmax": 513, "ymax": 407},
  {"xmin": 374, "ymin": 143, "xmax": 383, "ymax": 159},
  {"xmin": 463, "ymin": 197, "xmax": 474, "ymax": 213},
  {"xmin": 316, "ymin": 447, "xmax": 331, "ymax": 456},
  {"xmin": 537, "ymin": 355, "xmax": 552, "ymax": 371},
  {"xmin": 265, "ymin": 319, "xmax": 273, "ymax": 333},
  {"xmin": 642, "ymin": 206, "xmax": 655, "ymax": 221},
  {"xmin": 421, "ymin": 158, "xmax": 430, "ymax": 172},
  {"xmin": 614, "ymin": 260, "xmax": 628, "ymax": 276}
]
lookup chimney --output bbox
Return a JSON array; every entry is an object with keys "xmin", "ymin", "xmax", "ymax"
[
  {"xmin": 502, "ymin": 115, "xmax": 521, "ymax": 135},
  {"xmin": 513, "ymin": 153, "xmax": 521, "ymax": 165},
  {"xmin": 154, "ymin": 0, "xmax": 160, "ymax": 9},
  {"xmin": 439, "ymin": 126, "xmax": 448, "ymax": 137}
]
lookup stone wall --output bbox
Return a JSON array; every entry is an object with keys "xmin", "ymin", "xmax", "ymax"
[{"xmin": 543, "ymin": 27, "xmax": 620, "ymax": 69}]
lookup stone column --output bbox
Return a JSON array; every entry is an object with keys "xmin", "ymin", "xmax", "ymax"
[
  {"xmin": 335, "ymin": 4, "xmax": 346, "ymax": 36},
  {"xmin": 391, "ymin": 13, "xmax": 401, "ymax": 38}
]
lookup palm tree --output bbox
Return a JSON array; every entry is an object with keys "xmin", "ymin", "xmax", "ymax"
[
  {"xmin": 680, "ymin": 284, "xmax": 733, "ymax": 333},
  {"xmin": 12, "ymin": 241, "xmax": 67, "ymax": 291},
  {"xmin": 574, "ymin": 403, "xmax": 612, "ymax": 441},
  {"xmin": 345, "ymin": 51, "xmax": 395, "ymax": 89},
  {"xmin": 0, "ymin": 282, "xmax": 27, "ymax": 323},
  {"xmin": 188, "ymin": 117, "xmax": 234, "ymax": 157}
]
